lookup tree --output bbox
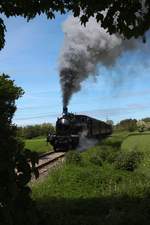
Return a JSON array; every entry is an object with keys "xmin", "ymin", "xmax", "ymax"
[
  {"xmin": 0, "ymin": 0, "xmax": 149, "ymax": 50},
  {"xmin": 0, "ymin": 74, "xmax": 38, "ymax": 225},
  {"xmin": 142, "ymin": 117, "xmax": 150, "ymax": 123},
  {"xmin": 17, "ymin": 123, "xmax": 55, "ymax": 139},
  {"xmin": 137, "ymin": 120, "xmax": 146, "ymax": 132},
  {"xmin": 106, "ymin": 120, "xmax": 114, "ymax": 126},
  {"xmin": 116, "ymin": 118, "xmax": 137, "ymax": 132}
]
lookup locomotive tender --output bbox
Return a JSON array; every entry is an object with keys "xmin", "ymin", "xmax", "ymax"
[{"xmin": 47, "ymin": 107, "xmax": 112, "ymax": 151}]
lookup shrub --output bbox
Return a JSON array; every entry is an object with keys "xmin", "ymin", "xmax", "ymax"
[
  {"xmin": 0, "ymin": 74, "xmax": 39, "ymax": 225},
  {"xmin": 90, "ymin": 153, "xmax": 102, "ymax": 166},
  {"xmin": 114, "ymin": 151, "xmax": 144, "ymax": 171},
  {"xmin": 100, "ymin": 150, "xmax": 108, "ymax": 161},
  {"xmin": 101, "ymin": 138, "xmax": 123, "ymax": 150},
  {"xmin": 65, "ymin": 151, "xmax": 82, "ymax": 165},
  {"xmin": 106, "ymin": 149, "xmax": 120, "ymax": 164},
  {"xmin": 99, "ymin": 145, "xmax": 120, "ymax": 162},
  {"xmin": 110, "ymin": 140, "xmax": 123, "ymax": 149}
]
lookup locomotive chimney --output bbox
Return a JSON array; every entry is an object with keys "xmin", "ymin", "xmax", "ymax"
[{"xmin": 63, "ymin": 106, "xmax": 68, "ymax": 115}]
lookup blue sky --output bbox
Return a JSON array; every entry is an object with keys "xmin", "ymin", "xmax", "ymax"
[{"xmin": 0, "ymin": 14, "xmax": 150, "ymax": 126}]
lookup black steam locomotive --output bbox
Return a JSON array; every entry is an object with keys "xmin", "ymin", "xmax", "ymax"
[{"xmin": 47, "ymin": 107, "xmax": 112, "ymax": 151}]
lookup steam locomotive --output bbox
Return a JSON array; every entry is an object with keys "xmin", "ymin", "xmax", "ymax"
[{"xmin": 47, "ymin": 107, "xmax": 112, "ymax": 151}]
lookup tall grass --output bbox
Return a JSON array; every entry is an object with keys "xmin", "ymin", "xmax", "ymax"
[{"xmin": 31, "ymin": 132, "xmax": 150, "ymax": 225}]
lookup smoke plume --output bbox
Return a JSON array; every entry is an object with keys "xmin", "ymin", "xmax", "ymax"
[
  {"xmin": 59, "ymin": 16, "xmax": 137, "ymax": 107},
  {"xmin": 77, "ymin": 130, "xmax": 98, "ymax": 152}
]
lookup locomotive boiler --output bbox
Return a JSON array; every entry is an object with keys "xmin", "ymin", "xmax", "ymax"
[{"xmin": 47, "ymin": 107, "xmax": 112, "ymax": 151}]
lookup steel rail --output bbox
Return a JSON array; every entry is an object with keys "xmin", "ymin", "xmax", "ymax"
[{"xmin": 37, "ymin": 152, "xmax": 65, "ymax": 170}]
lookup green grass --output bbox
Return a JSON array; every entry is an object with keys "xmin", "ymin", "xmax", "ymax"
[
  {"xmin": 121, "ymin": 133, "xmax": 150, "ymax": 177},
  {"xmin": 25, "ymin": 137, "xmax": 52, "ymax": 154},
  {"xmin": 122, "ymin": 133, "xmax": 150, "ymax": 152},
  {"xmin": 32, "ymin": 159, "xmax": 150, "ymax": 199},
  {"xmin": 31, "ymin": 132, "xmax": 150, "ymax": 225}
]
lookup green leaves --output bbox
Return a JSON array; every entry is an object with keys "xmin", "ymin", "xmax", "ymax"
[
  {"xmin": 80, "ymin": 15, "xmax": 89, "ymax": 26},
  {"xmin": 114, "ymin": 151, "xmax": 144, "ymax": 171},
  {"xmin": 73, "ymin": 6, "xmax": 80, "ymax": 17},
  {"xmin": 0, "ymin": 75, "xmax": 39, "ymax": 225},
  {"xmin": 96, "ymin": 13, "xmax": 104, "ymax": 23},
  {"xmin": 0, "ymin": 74, "xmax": 24, "ymax": 124},
  {"xmin": 0, "ymin": 0, "xmax": 150, "ymax": 50},
  {"xmin": 0, "ymin": 18, "xmax": 6, "ymax": 50}
]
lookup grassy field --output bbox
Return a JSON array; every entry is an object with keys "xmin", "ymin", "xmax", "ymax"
[
  {"xmin": 122, "ymin": 133, "xmax": 150, "ymax": 177},
  {"xmin": 31, "ymin": 132, "xmax": 150, "ymax": 225},
  {"xmin": 25, "ymin": 137, "xmax": 52, "ymax": 154},
  {"xmin": 122, "ymin": 133, "xmax": 150, "ymax": 152}
]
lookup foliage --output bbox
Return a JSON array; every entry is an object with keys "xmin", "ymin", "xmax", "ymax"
[
  {"xmin": 17, "ymin": 123, "xmax": 55, "ymax": 139},
  {"xmin": 32, "ymin": 132, "xmax": 150, "ymax": 225},
  {"xmin": 136, "ymin": 120, "xmax": 150, "ymax": 132},
  {"xmin": 90, "ymin": 153, "xmax": 102, "ymax": 166},
  {"xmin": 106, "ymin": 119, "xmax": 114, "ymax": 126},
  {"xmin": 0, "ymin": 0, "xmax": 150, "ymax": 50},
  {"xmin": 102, "ymin": 139, "xmax": 123, "ymax": 150},
  {"xmin": 121, "ymin": 133, "xmax": 150, "ymax": 175},
  {"xmin": 32, "ymin": 142, "xmax": 148, "ymax": 200},
  {"xmin": 65, "ymin": 151, "xmax": 82, "ymax": 165},
  {"xmin": 0, "ymin": 18, "xmax": 5, "ymax": 50},
  {"xmin": 142, "ymin": 117, "xmax": 150, "ymax": 123},
  {"xmin": 32, "ymin": 167, "xmax": 150, "ymax": 225},
  {"xmin": 136, "ymin": 120, "xmax": 146, "ymax": 132},
  {"xmin": 114, "ymin": 151, "xmax": 143, "ymax": 171},
  {"xmin": 0, "ymin": 74, "xmax": 39, "ymax": 225},
  {"xmin": 104, "ymin": 148, "xmax": 120, "ymax": 164},
  {"xmin": 116, "ymin": 119, "xmax": 137, "ymax": 132},
  {"xmin": 90, "ymin": 137, "xmax": 122, "ymax": 166}
]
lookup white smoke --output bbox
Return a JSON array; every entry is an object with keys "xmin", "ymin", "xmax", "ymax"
[
  {"xmin": 59, "ymin": 16, "xmax": 138, "ymax": 107},
  {"xmin": 77, "ymin": 130, "xmax": 98, "ymax": 152}
]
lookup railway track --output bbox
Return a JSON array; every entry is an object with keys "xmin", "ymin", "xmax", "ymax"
[{"xmin": 33, "ymin": 151, "xmax": 65, "ymax": 179}]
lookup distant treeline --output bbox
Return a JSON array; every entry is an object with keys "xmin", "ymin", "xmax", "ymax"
[
  {"xmin": 142, "ymin": 117, "xmax": 150, "ymax": 123},
  {"xmin": 17, "ymin": 123, "xmax": 55, "ymax": 139},
  {"xmin": 115, "ymin": 119, "xmax": 137, "ymax": 132},
  {"xmin": 115, "ymin": 117, "xmax": 150, "ymax": 132},
  {"xmin": 17, "ymin": 117, "xmax": 150, "ymax": 139}
]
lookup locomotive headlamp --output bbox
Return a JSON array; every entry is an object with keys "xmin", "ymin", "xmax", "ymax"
[{"xmin": 61, "ymin": 118, "xmax": 69, "ymax": 125}]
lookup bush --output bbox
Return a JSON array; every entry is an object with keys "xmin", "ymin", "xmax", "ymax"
[
  {"xmin": 99, "ymin": 150, "xmax": 108, "ymax": 161},
  {"xmin": 90, "ymin": 153, "xmax": 102, "ymax": 166},
  {"xmin": 101, "ymin": 138, "xmax": 123, "ymax": 150},
  {"xmin": 101, "ymin": 149, "xmax": 119, "ymax": 164},
  {"xmin": 110, "ymin": 140, "xmax": 123, "ymax": 149},
  {"xmin": 108, "ymin": 140, "xmax": 122, "ymax": 150},
  {"xmin": 65, "ymin": 151, "xmax": 82, "ymax": 165},
  {"xmin": 101, "ymin": 144, "xmax": 120, "ymax": 160},
  {"xmin": 0, "ymin": 74, "xmax": 39, "ymax": 225},
  {"xmin": 114, "ymin": 151, "xmax": 144, "ymax": 171},
  {"xmin": 106, "ymin": 149, "xmax": 120, "ymax": 164}
]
